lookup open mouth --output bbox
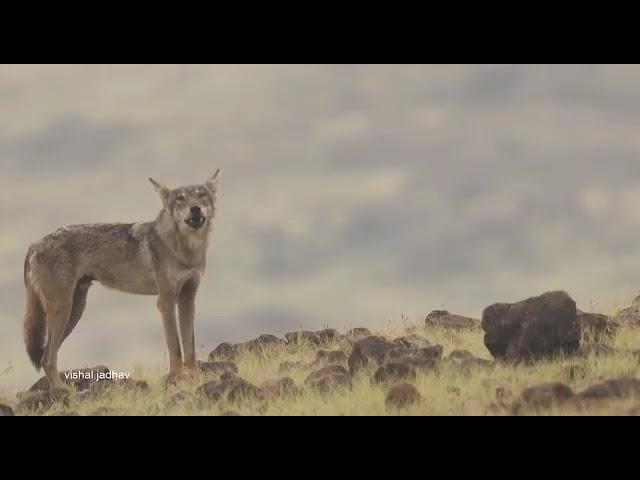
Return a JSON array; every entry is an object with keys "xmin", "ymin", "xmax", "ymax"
[{"xmin": 185, "ymin": 216, "xmax": 206, "ymax": 229}]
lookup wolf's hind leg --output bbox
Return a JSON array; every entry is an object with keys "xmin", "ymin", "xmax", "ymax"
[
  {"xmin": 62, "ymin": 277, "xmax": 91, "ymax": 343},
  {"xmin": 41, "ymin": 294, "xmax": 73, "ymax": 389}
]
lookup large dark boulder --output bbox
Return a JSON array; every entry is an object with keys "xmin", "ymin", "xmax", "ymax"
[{"xmin": 482, "ymin": 291, "xmax": 580, "ymax": 361}]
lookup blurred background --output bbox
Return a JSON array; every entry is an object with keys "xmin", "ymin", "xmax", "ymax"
[{"xmin": 2, "ymin": 64, "xmax": 640, "ymax": 390}]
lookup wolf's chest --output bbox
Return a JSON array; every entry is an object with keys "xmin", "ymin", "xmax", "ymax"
[{"xmin": 164, "ymin": 262, "xmax": 202, "ymax": 293}]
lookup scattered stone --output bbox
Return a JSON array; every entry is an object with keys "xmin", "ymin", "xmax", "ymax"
[
  {"xmin": 316, "ymin": 328, "xmax": 340, "ymax": 343},
  {"xmin": 305, "ymin": 365, "xmax": 352, "ymax": 394},
  {"xmin": 196, "ymin": 377, "xmax": 262, "ymax": 404},
  {"xmin": 278, "ymin": 361, "xmax": 305, "ymax": 374},
  {"xmin": 511, "ymin": 382, "xmax": 575, "ymax": 414},
  {"xmin": 285, "ymin": 330, "xmax": 321, "ymax": 346},
  {"xmin": 208, "ymin": 342, "xmax": 238, "ymax": 361},
  {"xmin": 314, "ymin": 350, "xmax": 348, "ymax": 367},
  {"xmin": 197, "ymin": 360, "xmax": 239, "ymax": 376},
  {"xmin": 348, "ymin": 336, "xmax": 397, "ymax": 374},
  {"xmin": 385, "ymin": 383, "xmax": 423, "ymax": 409},
  {"xmin": 15, "ymin": 388, "xmax": 70, "ymax": 414},
  {"xmin": 220, "ymin": 410, "xmax": 242, "ymax": 416},
  {"xmin": 260, "ymin": 377, "xmax": 302, "ymax": 401},
  {"xmin": 393, "ymin": 335, "xmax": 431, "ymax": 350},
  {"xmin": 371, "ymin": 362, "xmax": 416, "ymax": 384},
  {"xmin": 577, "ymin": 377, "xmax": 640, "ymax": 401},
  {"xmin": 346, "ymin": 327, "xmax": 372, "ymax": 340},
  {"xmin": 482, "ymin": 291, "xmax": 580, "ymax": 361},
  {"xmin": 445, "ymin": 349, "xmax": 494, "ymax": 371},
  {"xmin": 577, "ymin": 310, "xmax": 619, "ymax": 339},
  {"xmin": 51, "ymin": 411, "xmax": 80, "ymax": 416},
  {"xmin": 383, "ymin": 346, "xmax": 443, "ymax": 370},
  {"xmin": 0, "ymin": 404, "xmax": 15, "ymax": 416},
  {"xmin": 425, "ymin": 310, "xmax": 480, "ymax": 330},
  {"xmin": 612, "ymin": 298, "xmax": 640, "ymax": 327},
  {"xmin": 243, "ymin": 334, "xmax": 287, "ymax": 354}
]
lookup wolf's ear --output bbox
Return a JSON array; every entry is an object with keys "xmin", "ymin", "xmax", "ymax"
[
  {"xmin": 149, "ymin": 178, "xmax": 170, "ymax": 206},
  {"xmin": 205, "ymin": 169, "xmax": 221, "ymax": 193}
]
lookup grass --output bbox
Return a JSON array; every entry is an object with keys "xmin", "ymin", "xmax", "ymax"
[{"xmin": 7, "ymin": 320, "xmax": 640, "ymax": 416}]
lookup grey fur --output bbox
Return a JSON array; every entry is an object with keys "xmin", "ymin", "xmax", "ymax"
[{"xmin": 22, "ymin": 170, "xmax": 221, "ymax": 388}]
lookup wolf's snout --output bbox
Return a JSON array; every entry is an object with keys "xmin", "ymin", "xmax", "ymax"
[{"xmin": 190, "ymin": 206, "xmax": 202, "ymax": 217}]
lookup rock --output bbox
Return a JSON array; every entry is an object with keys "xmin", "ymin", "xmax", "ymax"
[
  {"xmin": 305, "ymin": 365, "xmax": 350, "ymax": 381},
  {"xmin": 243, "ymin": 334, "xmax": 287, "ymax": 354},
  {"xmin": 220, "ymin": 410, "xmax": 242, "ymax": 416},
  {"xmin": 447, "ymin": 350, "xmax": 477, "ymax": 363},
  {"xmin": 29, "ymin": 365, "xmax": 111, "ymax": 392},
  {"xmin": 385, "ymin": 383, "xmax": 423, "ymax": 409},
  {"xmin": 576, "ymin": 344, "xmax": 618, "ymax": 358},
  {"xmin": 348, "ymin": 336, "xmax": 397, "ymax": 374},
  {"xmin": 314, "ymin": 350, "xmax": 348, "ymax": 367},
  {"xmin": 305, "ymin": 365, "xmax": 352, "ymax": 394},
  {"xmin": 197, "ymin": 360, "xmax": 239, "ymax": 375},
  {"xmin": 260, "ymin": 377, "xmax": 301, "ymax": 401},
  {"xmin": 208, "ymin": 342, "xmax": 238, "ymax": 361},
  {"xmin": 577, "ymin": 377, "xmax": 640, "ymax": 401},
  {"xmin": 371, "ymin": 362, "xmax": 417, "ymax": 384},
  {"xmin": 285, "ymin": 330, "xmax": 321, "ymax": 346},
  {"xmin": 511, "ymin": 382, "xmax": 575, "ymax": 414},
  {"xmin": 346, "ymin": 327, "xmax": 372, "ymax": 340},
  {"xmin": 316, "ymin": 328, "xmax": 340, "ymax": 343},
  {"xmin": 482, "ymin": 291, "xmax": 580, "ymax": 361},
  {"xmin": 278, "ymin": 361, "xmax": 305, "ymax": 374},
  {"xmin": 425, "ymin": 310, "xmax": 480, "ymax": 330},
  {"xmin": 51, "ymin": 411, "xmax": 80, "ymax": 416},
  {"xmin": 577, "ymin": 310, "xmax": 619, "ymax": 339},
  {"xmin": 15, "ymin": 388, "xmax": 70, "ymax": 414},
  {"xmin": 393, "ymin": 335, "xmax": 431, "ymax": 350},
  {"xmin": 383, "ymin": 346, "xmax": 443, "ymax": 370},
  {"xmin": 612, "ymin": 299, "xmax": 640, "ymax": 327},
  {"xmin": 196, "ymin": 377, "xmax": 262, "ymax": 404},
  {"xmin": 0, "ymin": 404, "xmax": 14, "ymax": 416},
  {"xmin": 445, "ymin": 349, "xmax": 494, "ymax": 371}
]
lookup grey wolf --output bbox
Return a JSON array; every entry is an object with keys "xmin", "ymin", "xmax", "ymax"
[{"xmin": 22, "ymin": 171, "xmax": 221, "ymax": 388}]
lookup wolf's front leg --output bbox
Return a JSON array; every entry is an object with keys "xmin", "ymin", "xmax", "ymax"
[
  {"xmin": 157, "ymin": 294, "xmax": 183, "ymax": 375},
  {"xmin": 178, "ymin": 278, "xmax": 199, "ymax": 375}
]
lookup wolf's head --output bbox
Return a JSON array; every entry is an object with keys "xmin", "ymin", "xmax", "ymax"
[{"xmin": 149, "ymin": 170, "xmax": 220, "ymax": 234}]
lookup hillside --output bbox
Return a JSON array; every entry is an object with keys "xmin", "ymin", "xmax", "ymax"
[{"xmin": 2, "ymin": 291, "xmax": 640, "ymax": 417}]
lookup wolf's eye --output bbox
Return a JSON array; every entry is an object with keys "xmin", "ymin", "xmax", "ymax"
[{"xmin": 176, "ymin": 194, "xmax": 186, "ymax": 201}]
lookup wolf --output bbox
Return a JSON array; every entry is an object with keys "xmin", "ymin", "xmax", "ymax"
[{"xmin": 22, "ymin": 170, "xmax": 221, "ymax": 389}]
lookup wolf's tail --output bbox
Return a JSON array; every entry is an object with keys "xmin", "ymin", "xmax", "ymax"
[{"xmin": 23, "ymin": 250, "xmax": 46, "ymax": 370}]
